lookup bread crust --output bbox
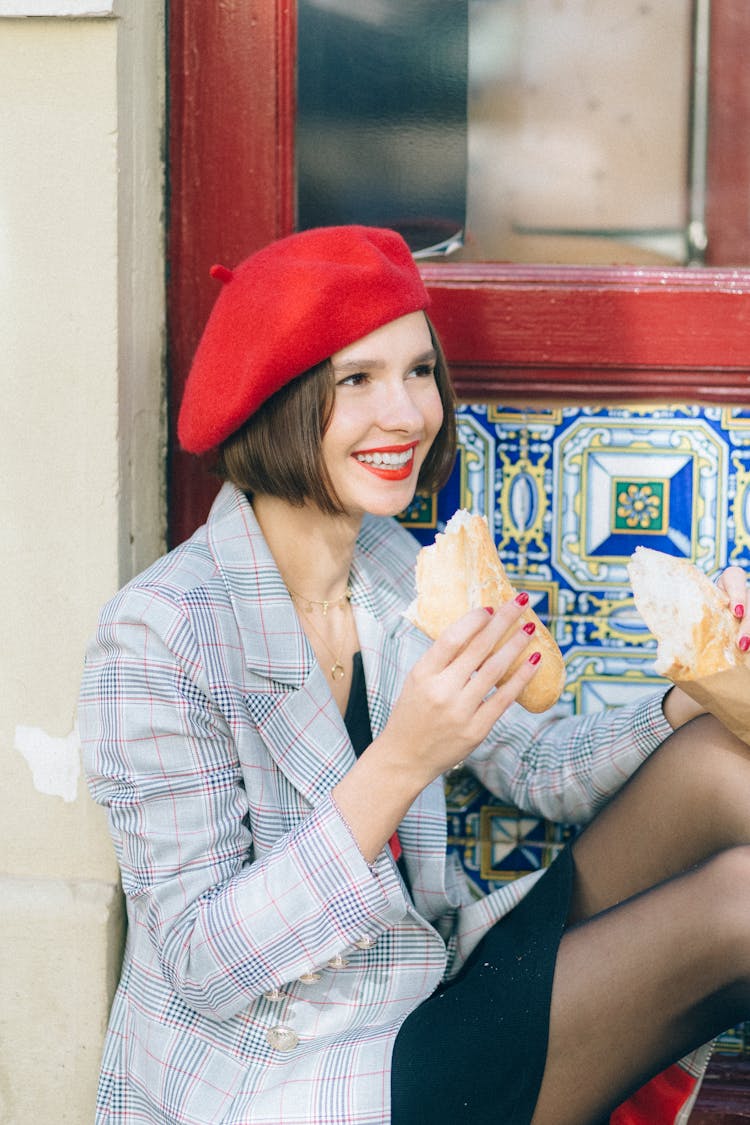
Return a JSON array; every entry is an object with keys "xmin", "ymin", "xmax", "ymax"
[
  {"xmin": 628, "ymin": 546, "xmax": 743, "ymax": 680},
  {"xmin": 408, "ymin": 511, "xmax": 565, "ymax": 712}
]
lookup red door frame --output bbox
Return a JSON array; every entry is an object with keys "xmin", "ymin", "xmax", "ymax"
[
  {"xmin": 166, "ymin": 1, "xmax": 750, "ymax": 1103},
  {"xmin": 167, "ymin": 0, "xmax": 296, "ymax": 543},
  {"xmin": 167, "ymin": 0, "xmax": 750, "ymax": 548}
]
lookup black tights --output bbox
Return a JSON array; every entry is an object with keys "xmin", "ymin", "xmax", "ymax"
[{"xmin": 531, "ymin": 713, "xmax": 750, "ymax": 1124}]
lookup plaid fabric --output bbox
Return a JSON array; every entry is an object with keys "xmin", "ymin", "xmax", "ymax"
[{"xmin": 79, "ymin": 484, "xmax": 678, "ymax": 1124}]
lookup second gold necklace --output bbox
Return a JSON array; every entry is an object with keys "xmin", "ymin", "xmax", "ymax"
[{"xmin": 288, "ymin": 589, "xmax": 352, "ymax": 681}]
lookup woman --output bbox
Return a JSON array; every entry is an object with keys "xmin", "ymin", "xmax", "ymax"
[{"xmin": 80, "ymin": 225, "xmax": 750, "ymax": 1125}]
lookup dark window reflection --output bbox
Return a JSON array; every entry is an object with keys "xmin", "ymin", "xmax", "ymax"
[{"xmin": 297, "ymin": 0, "xmax": 468, "ymax": 256}]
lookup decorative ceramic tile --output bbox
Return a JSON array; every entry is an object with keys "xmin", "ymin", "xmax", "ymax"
[
  {"xmin": 445, "ymin": 770, "xmax": 575, "ymax": 895},
  {"xmin": 400, "ymin": 401, "xmax": 750, "ymax": 1054}
]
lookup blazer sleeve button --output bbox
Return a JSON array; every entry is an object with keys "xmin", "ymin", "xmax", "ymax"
[
  {"xmin": 327, "ymin": 954, "xmax": 349, "ymax": 969},
  {"xmin": 266, "ymin": 1026, "xmax": 299, "ymax": 1052},
  {"xmin": 353, "ymin": 935, "xmax": 377, "ymax": 950}
]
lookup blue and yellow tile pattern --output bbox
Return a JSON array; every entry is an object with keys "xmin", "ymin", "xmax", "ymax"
[{"xmin": 400, "ymin": 402, "xmax": 750, "ymax": 1054}]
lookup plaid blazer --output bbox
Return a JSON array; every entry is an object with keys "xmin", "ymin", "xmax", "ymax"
[{"xmin": 80, "ymin": 483, "xmax": 675, "ymax": 1125}]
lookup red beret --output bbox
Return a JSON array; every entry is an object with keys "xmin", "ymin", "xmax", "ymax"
[{"xmin": 177, "ymin": 225, "xmax": 430, "ymax": 454}]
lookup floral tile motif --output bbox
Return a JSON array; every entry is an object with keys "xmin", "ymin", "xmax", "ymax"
[
  {"xmin": 554, "ymin": 415, "xmax": 727, "ymax": 587},
  {"xmin": 405, "ymin": 401, "xmax": 750, "ymax": 638},
  {"xmin": 400, "ymin": 401, "xmax": 750, "ymax": 1054}
]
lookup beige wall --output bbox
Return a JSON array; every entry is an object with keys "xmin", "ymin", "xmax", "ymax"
[{"xmin": 0, "ymin": 5, "xmax": 165, "ymax": 1121}]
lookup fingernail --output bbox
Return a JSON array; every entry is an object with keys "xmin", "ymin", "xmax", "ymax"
[
  {"xmin": 736, "ymin": 604, "xmax": 745, "ymax": 619},
  {"xmin": 739, "ymin": 635, "xmax": 750, "ymax": 652},
  {"xmin": 522, "ymin": 621, "xmax": 536, "ymax": 635},
  {"xmin": 483, "ymin": 606, "xmax": 495, "ymax": 615},
  {"xmin": 515, "ymin": 592, "xmax": 529, "ymax": 607},
  {"xmin": 528, "ymin": 651, "xmax": 541, "ymax": 666}
]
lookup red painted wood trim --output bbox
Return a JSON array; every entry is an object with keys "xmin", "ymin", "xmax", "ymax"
[
  {"xmin": 690, "ymin": 1056, "xmax": 750, "ymax": 1120},
  {"xmin": 167, "ymin": 0, "xmax": 297, "ymax": 545},
  {"xmin": 421, "ymin": 264, "xmax": 750, "ymax": 402},
  {"xmin": 275, "ymin": 0, "xmax": 297, "ymax": 240},
  {"xmin": 422, "ymin": 265, "xmax": 750, "ymax": 369},
  {"xmin": 446, "ymin": 368, "xmax": 750, "ymax": 405},
  {"xmin": 167, "ymin": 1, "xmax": 750, "ymax": 545},
  {"xmin": 706, "ymin": 1, "xmax": 750, "ymax": 266}
]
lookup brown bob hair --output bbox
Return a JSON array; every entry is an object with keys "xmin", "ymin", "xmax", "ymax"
[{"xmin": 215, "ymin": 317, "xmax": 457, "ymax": 516}]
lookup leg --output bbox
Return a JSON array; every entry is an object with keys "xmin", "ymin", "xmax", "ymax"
[
  {"xmin": 531, "ymin": 715, "xmax": 750, "ymax": 1124},
  {"xmin": 568, "ymin": 713, "xmax": 750, "ymax": 923},
  {"xmin": 532, "ymin": 847, "xmax": 750, "ymax": 1125}
]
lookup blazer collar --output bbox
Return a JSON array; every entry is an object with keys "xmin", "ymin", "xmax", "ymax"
[
  {"xmin": 206, "ymin": 483, "xmax": 310, "ymax": 688},
  {"xmin": 205, "ymin": 482, "xmax": 417, "ymax": 690},
  {"xmin": 205, "ymin": 486, "xmax": 440, "ymax": 849}
]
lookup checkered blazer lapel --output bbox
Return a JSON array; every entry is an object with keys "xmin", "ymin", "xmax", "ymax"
[
  {"xmin": 205, "ymin": 485, "xmax": 421, "ymax": 809},
  {"xmin": 351, "ymin": 534, "xmax": 456, "ymax": 919},
  {"xmin": 207, "ymin": 484, "xmax": 312, "ymax": 689}
]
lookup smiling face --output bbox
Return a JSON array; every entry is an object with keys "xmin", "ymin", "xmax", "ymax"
[{"xmin": 321, "ymin": 311, "xmax": 444, "ymax": 520}]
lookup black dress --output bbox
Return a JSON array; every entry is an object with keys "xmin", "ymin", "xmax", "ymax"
[
  {"xmin": 342, "ymin": 654, "xmax": 573, "ymax": 1125},
  {"xmin": 390, "ymin": 847, "xmax": 572, "ymax": 1124},
  {"xmin": 343, "ymin": 651, "xmax": 411, "ymax": 892}
]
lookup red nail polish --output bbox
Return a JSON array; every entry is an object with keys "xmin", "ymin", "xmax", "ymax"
[
  {"xmin": 522, "ymin": 621, "xmax": 536, "ymax": 635},
  {"xmin": 515, "ymin": 592, "xmax": 529, "ymax": 607},
  {"xmin": 739, "ymin": 635, "xmax": 750, "ymax": 652},
  {"xmin": 483, "ymin": 606, "xmax": 495, "ymax": 615},
  {"xmin": 528, "ymin": 651, "xmax": 541, "ymax": 666},
  {"xmin": 735, "ymin": 604, "xmax": 745, "ymax": 619}
]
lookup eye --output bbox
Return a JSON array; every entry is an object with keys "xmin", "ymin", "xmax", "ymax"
[
  {"xmin": 338, "ymin": 371, "xmax": 369, "ymax": 387},
  {"xmin": 409, "ymin": 363, "xmax": 436, "ymax": 379}
]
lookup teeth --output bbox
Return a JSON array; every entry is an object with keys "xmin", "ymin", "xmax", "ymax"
[{"xmin": 356, "ymin": 449, "xmax": 412, "ymax": 467}]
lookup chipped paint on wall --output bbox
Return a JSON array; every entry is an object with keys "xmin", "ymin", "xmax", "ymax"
[{"xmin": 14, "ymin": 723, "xmax": 80, "ymax": 802}]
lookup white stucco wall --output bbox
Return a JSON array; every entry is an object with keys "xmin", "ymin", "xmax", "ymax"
[{"xmin": 0, "ymin": 5, "xmax": 165, "ymax": 1121}]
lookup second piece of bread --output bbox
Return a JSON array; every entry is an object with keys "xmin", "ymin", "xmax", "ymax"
[{"xmin": 628, "ymin": 546, "xmax": 742, "ymax": 680}]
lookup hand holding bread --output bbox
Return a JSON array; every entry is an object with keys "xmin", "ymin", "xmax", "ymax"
[
  {"xmin": 407, "ymin": 510, "xmax": 566, "ymax": 713},
  {"xmin": 627, "ymin": 546, "xmax": 749, "ymax": 680}
]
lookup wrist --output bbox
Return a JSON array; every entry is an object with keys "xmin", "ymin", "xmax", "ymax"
[{"xmin": 332, "ymin": 734, "xmax": 426, "ymax": 864}]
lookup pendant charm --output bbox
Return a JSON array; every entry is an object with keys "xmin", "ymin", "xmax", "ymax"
[{"xmin": 331, "ymin": 660, "xmax": 345, "ymax": 680}]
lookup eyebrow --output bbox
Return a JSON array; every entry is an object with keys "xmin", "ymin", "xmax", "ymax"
[{"xmin": 332, "ymin": 348, "xmax": 437, "ymax": 374}]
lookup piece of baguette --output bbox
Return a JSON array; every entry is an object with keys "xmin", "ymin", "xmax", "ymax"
[
  {"xmin": 628, "ymin": 546, "xmax": 743, "ymax": 680},
  {"xmin": 407, "ymin": 510, "xmax": 565, "ymax": 712}
]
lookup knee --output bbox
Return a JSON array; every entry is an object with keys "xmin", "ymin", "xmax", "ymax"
[
  {"xmin": 701, "ymin": 846, "xmax": 750, "ymax": 936},
  {"xmin": 684, "ymin": 712, "xmax": 748, "ymax": 750},
  {"xmin": 662, "ymin": 712, "xmax": 746, "ymax": 760},
  {"xmin": 706, "ymin": 846, "xmax": 750, "ymax": 886},
  {"xmin": 650, "ymin": 713, "xmax": 749, "ymax": 800}
]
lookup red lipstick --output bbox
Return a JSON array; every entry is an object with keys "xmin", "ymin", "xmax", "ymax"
[{"xmin": 352, "ymin": 441, "xmax": 418, "ymax": 481}]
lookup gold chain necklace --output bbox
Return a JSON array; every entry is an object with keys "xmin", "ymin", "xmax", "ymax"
[
  {"xmin": 286, "ymin": 585, "xmax": 352, "ymax": 616},
  {"xmin": 288, "ymin": 586, "xmax": 352, "ymax": 681}
]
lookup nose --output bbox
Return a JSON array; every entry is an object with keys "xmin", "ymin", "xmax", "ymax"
[{"xmin": 374, "ymin": 376, "xmax": 424, "ymax": 433}]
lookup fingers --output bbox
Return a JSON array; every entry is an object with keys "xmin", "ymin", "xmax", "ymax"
[
  {"xmin": 718, "ymin": 565, "xmax": 747, "ymax": 616},
  {"xmin": 421, "ymin": 595, "xmax": 529, "ymax": 683},
  {"xmin": 395, "ymin": 596, "xmax": 543, "ymax": 779},
  {"xmin": 420, "ymin": 594, "xmax": 542, "ymax": 709},
  {"xmin": 717, "ymin": 565, "xmax": 750, "ymax": 651},
  {"xmin": 477, "ymin": 644, "xmax": 542, "ymax": 727}
]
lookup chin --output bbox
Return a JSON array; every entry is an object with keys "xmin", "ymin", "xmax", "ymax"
[
  {"xmin": 359, "ymin": 484, "xmax": 420, "ymax": 519},
  {"xmin": 333, "ymin": 458, "xmax": 426, "ymax": 519}
]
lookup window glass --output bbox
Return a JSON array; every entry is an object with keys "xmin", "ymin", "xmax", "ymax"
[
  {"xmin": 464, "ymin": 0, "xmax": 701, "ymax": 265},
  {"xmin": 297, "ymin": 0, "xmax": 706, "ymax": 265},
  {"xmin": 297, "ymin": 0, "xmax": 468, "ymax": 257}
]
